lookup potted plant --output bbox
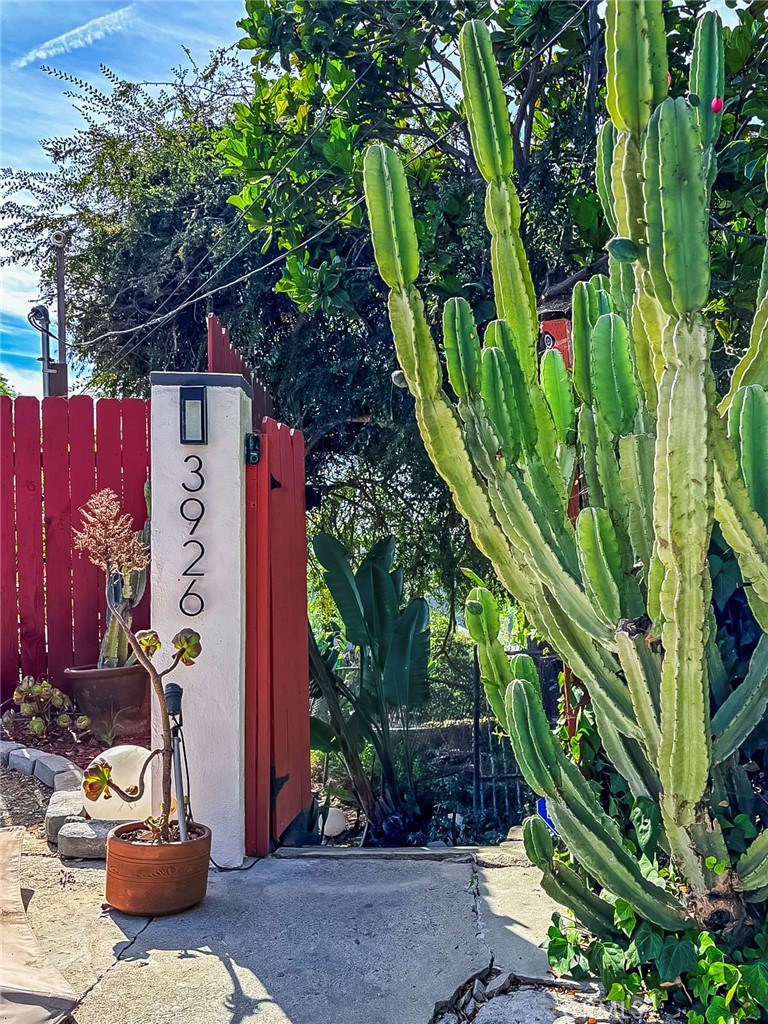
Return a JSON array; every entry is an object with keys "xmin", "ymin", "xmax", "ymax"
[
  {"xmin": 75, "ymin": 489, "xmax": 211, "ymax": 916},
  {"xmin": 65, "ymin": 487, "xmax": 151, "ymax": 737}
]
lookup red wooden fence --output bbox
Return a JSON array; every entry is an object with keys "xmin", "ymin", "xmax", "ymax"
[
  {"xmin": 2, "ymin": 327, "xmax": 309, "ymax": 853},
  {"xmin": 0, "ymin": 396, "xmax": 150, "ymax": 703}
]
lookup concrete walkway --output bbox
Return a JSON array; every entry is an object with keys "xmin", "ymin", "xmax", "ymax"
[{"xmin": 16, "ymin": 839, "xmax": 560, "ymax": 1024}]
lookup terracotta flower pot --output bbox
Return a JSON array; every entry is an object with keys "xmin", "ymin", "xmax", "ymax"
[
  {"xmin": 105, "ymin": 822, "xmax": 212, "ymax": 916},
  {"xmin": 64, "ymin": 663, "xmax": 150, "ymax": 737}
]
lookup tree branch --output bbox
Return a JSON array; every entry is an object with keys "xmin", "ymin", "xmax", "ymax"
[{"xmin": 542, "ymin": 254, "xmax": 609, "ymax": 301}]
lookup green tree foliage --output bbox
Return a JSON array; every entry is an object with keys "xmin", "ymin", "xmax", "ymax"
[{"xmin": 0, "ymin": 50, "xmax": 282, "ymax": 396}]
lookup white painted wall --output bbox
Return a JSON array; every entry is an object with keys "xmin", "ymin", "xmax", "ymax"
[{"xmin": 150, "ymin": 377, "xmax": 251, "ymax": 867}]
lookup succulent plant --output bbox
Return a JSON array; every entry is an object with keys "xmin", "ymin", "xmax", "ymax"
[
  {"xmin": 3, "ymin": 675, "xmax": 90, "ymax": 740},
  {"xmin": 364, "ymin": 1, "xmax": 768, "ymax": 940}
]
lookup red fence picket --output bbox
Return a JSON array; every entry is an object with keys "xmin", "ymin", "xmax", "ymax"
[
  {"xmin": 0, "ymin": 397, "xmax": 150, "ymax": 703},
  {"xmin": 207, "ymin": 314, "xmax": 273, "ymax": 424}
]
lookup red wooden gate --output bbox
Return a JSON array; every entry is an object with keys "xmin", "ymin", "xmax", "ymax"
[
  {"xmin": 0, "ymin": 395, "xmax": 150, "ymax": 703},
  {"xmin": 208, "ymin": 315, "xmax": 310, "ymax": 855}
]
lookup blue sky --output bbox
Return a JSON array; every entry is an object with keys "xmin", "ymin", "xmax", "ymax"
[{"xmin": 1, "ymin": 1, "xmax": 244, "ymax": 396}]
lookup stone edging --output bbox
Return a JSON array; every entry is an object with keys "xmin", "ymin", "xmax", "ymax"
[{"xmin": 0, "ymin": 739, "xmax": 83, "ymax": 791}]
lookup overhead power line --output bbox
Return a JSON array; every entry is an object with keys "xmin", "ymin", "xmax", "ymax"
[{"xmin": 79, "ymin": 1, "xmax": 591, "ymax": 391}]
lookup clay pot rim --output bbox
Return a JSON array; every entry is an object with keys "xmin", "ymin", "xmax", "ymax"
[
  {"xmin": 109, "ymin": 821, "xmax": 211, "ymax": 846},
  {"xmin": 64, "ymin": 663, "xmax": 148, "ymax": 674}
]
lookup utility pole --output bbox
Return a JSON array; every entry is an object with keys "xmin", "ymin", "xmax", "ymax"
[{"xmin": 50, "ymin": 230, "xmax": 69, "ymax": 396}]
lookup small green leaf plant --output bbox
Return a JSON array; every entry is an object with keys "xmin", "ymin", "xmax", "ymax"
[{"xmin": 2, "ymin": 676, "xmax": 89, "ymax": 741}]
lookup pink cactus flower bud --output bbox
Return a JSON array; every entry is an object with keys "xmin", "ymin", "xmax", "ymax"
[
  {"xmin": 667, "ymin": 71, "xmax": 672, "ymax": 86},
  {"xmin": 711, "ymin": 97, "xmax": 723, "ymax": 113}
]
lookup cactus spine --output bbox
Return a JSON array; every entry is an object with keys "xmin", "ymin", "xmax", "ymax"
[{"xmin": 364, "ymin": 1, "xmax": 768, "ymax": 940}]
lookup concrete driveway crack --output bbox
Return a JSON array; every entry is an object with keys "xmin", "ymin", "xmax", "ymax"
[{"xmin": 70, "ymin": 915, "xmax": 154, "ymax": 1012}]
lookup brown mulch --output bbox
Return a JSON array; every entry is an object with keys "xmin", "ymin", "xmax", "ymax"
[
  {"xmin": 3, "ymin": 727, "xmax": 151, "ymax": 770},
  {"xmin": 0, "ymin": 765, "xmax": 49, "ymax": 839}
]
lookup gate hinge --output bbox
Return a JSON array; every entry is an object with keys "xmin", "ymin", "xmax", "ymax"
[{"xmin": 244, "ymin": 433, "xmax": 260, "ymax": 465}]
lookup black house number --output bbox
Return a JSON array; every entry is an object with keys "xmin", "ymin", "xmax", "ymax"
[{"xmin": 179, "ymin": 455, "xmax": 205, "ymax": 616}]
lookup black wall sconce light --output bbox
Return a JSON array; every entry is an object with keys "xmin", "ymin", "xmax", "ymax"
[{"xmin": 180, "ymin": 386, "xmax": 208, "ymax": 445}]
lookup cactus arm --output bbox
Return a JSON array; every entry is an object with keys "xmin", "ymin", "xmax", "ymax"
[
  {"xmin": 464, "ymin": 587, "xmax": 511, "ymax": 727},
  {"xmin": 644, "ymin": 100, "xmax": 711, "ymax": 317},
  {"xmin": 711, "ymin": 635, "xmax": 768, "ymax": 764},
  {"xmin": 618, "ymin": 433, "xmax": 655, "ymax": 577},
  {"xmin": 443, "ymin": 297, "xmax": 480, "ymax": 405},
  {"xmin": 605, "ymin": 0, "xmax": 667, "ymax": 137},
  {"xmin": 736, "ymin": 830, "xmax": 768, "ymax": 893},
  {"xmin": 459, "ymin": 20, "xmax": 538, "ymax": 378},
  {"xmin": 592, "ymin": 706, "xmax": 659, "ymax": 799},
  {"xmin": 532, "ymin": 594, "xmax": 639, "ymax": 739},
  {"xmin": 540, "ymin": 349, "xmax": 576, "ymax": 447},
  {"xmin": 363, "ymin": 143, "xmax": 419, "ymax": 290},
  {"xmin": 712, "ymin": 414, "xmax": 768, "ymax": 631},
  {"xmin": 609, "ymin": 257, "xmax": 635, "ymax": 318},
  {"xmin": 719, "ymin": 294, "xmax": 768, "ymax": 413},
  {"xmin": 656, "ymin": 318, "xmax": 713, "ymax": 824},
  {"xmin": 611, "ymin": 132, "xmax": 645, "ymax": 244},
  {"xmin": 523, "ymin": 817, "xmax": 623, "ymax": 940},
  {"xmin": 690, "ymin": 10, "xmax": 724, "ymax": 191},
  {"xmin": 459, "ymin": 19, "xmax": 513, "ymax": 184},
  {"xmin": 578, "ymin": 406, "xmax": 603, "ymax": 507},
  {"xmin": 415, "ymin": 394, "xmax": 534, "ymax": 606},
  {"xmin": 591, "ymin": 314, "xmax": 639, "ymax": 437},
  {"xmin": 572, "ymin": 280, "xmax": 597, "ymax": 404},
  {"xmin": 730, "ymin": 385, "xmax": 768, "ymax": 524},
  {"xmin": 631, "ymin": 267, "xmax": 668, "ymax": 395},
  {"xmin": 593, "ymin": 411, "xmax": 633, "ymax": 569},
  {"xmin": 660, "ymin": 801, "xmax": 707, "ymax": 893},
  {"xmin": 576, "ymin": 508, "xmax": 623, "ymax": 628},
  {"xmin": 615, "ymin": 627, "xmax": 661, "ymax": 768},
  {"xmin": 596, "ymin": 122, "xmax": 618, "ymax": 236}
]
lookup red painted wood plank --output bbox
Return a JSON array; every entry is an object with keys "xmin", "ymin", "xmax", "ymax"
[
  {"xmin": 120, "ymin": 399, "xmax": 150, "ymax": 631},
  {"xmin": 268, "ymin": 418, "xmax": 310, "ymax": 837},
  {"xmin": 245, "ymin": 433, "xmax": 272, "ymax": 857},
  {"xmin": 95, "ymin": 399, "xmax": 123, "ymax": 501},
  {"xmin": 94, "ymin": 399, "xmax": 122, "ymax": 634},
  {"xmin": 14, "ymin": 398, "xmax": 46, "ymax": 680},
  {"xmin": 69, "ymin": 396, "xmax": 99, "ymax": 668},
  {"xmin": 0, "ymin": 397, "xmax": 19, "ymax": 699},
  {"xmin": 278, "ymin": 424, "xmax": 309, "ymax": 824},
  {"xmin": 289, "ymin": 427, "xmax": 311, "ymax": 807},
  {"xmin": 41, "ymin": 398, "xmax": 73, "ymax": 690}
]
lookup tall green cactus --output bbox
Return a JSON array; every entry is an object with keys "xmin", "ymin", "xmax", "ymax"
[{"xmin": 364, "ymin": 1, "xmax": 768, "ymax": 941}]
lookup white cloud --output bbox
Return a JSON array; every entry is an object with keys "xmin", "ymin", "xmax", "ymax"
[
  {"xmin": 0, "ymin": 263, "xmax": 43, "ymax": 321},
  {"xmin": 0, "ymin": 362, "xmax": 43, "ymax": 398},
  {"xmin": 12, "ymin": 5, "xmax": 139, "ymax": 69}
]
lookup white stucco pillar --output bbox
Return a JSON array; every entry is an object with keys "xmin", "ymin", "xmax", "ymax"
[{"xmin": 149, "ymin": 372, "xmax": 252, "ymax": 867}]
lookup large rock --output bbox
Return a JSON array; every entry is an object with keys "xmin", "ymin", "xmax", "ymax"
[
  {"xmin": 0, "ymin": 740, "xmax": 24, "ymax": 766},
  {"xmin": 58, "ymin": 819, "xmax": 118, "ymax": 860},
  {"xmin": 46, "ymin": 791, "xmax": 86, "ymax": 843},
  {"xmin": 34, "ymin": 752, "xmax": 81, "ymax": 788},
  {"xmin": 9, "ymin": 747, "xmax": 43, "ymax": 775}
]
